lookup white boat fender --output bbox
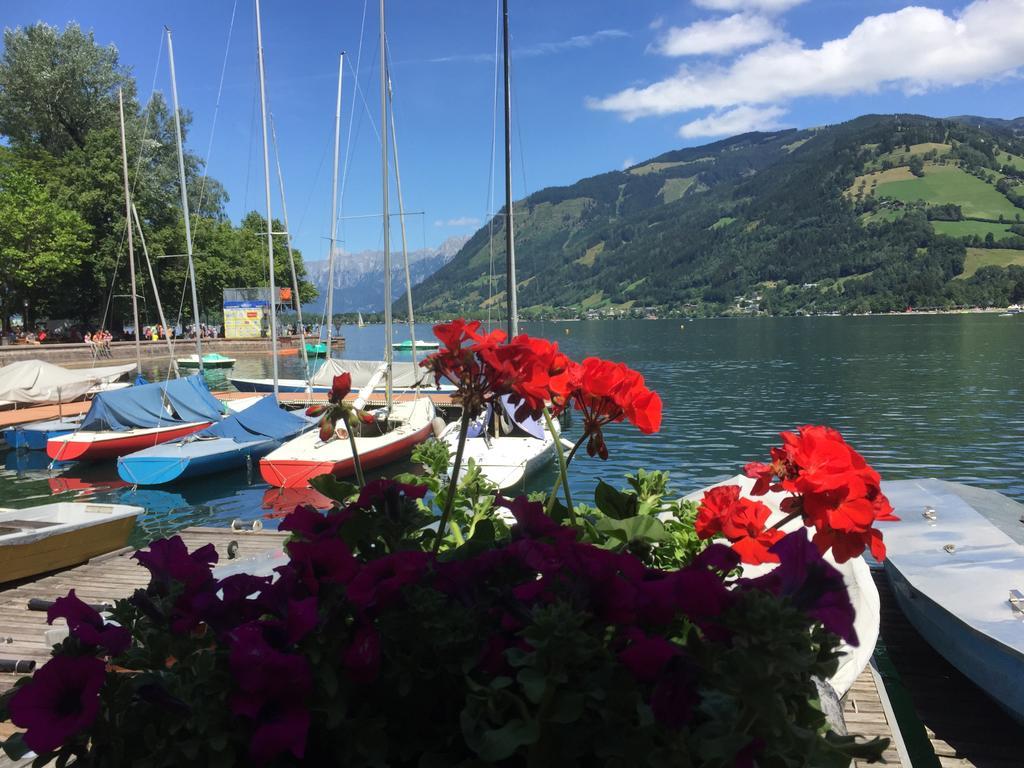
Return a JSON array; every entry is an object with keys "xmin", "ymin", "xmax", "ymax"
[
  {"xmin": 230, "ymin": 518, "xmax": 264, "ymax": 533},
  {"xmin": 431, "ymin": 416, "xmax": 447, "ymax": 439}
]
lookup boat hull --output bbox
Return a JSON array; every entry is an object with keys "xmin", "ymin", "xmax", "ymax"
[
  {"xmin": 117, "ymin": 435, "xmax": 290, "ymax": 485},
  {"xmin": 884, "ymin": 560, "xmax": 1024, "ymax": 723},
  {"xmin": 46, "ymin": 422, "xmax": 212, "ymax": 462},
  {"xmin": 3, "ymin": 418, "xmax": 81, "ymax": 450},
  {"xmin": 260, "ymin": 420, "xmax": 433, "ymax": 488},
  {"xmin": 178, "ymin": 360, "xmax": 235, "ymax": 369},
  {"xmin": 0, "ymin": 504, "xmax": 141, "ymax": 584},
  {"xmin": 879, "ymin": 479, "xmax": 1024, "ymax": 724}
]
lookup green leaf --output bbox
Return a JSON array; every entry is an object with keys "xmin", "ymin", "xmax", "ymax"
[
  {"xmin": 309, "ymin": 474, "xmax": 358, "ymax": 503},
  {"xmin": 594, "ymin": 515, "xmax": 668, "ymax": 543},
  {"xmin": 594, "ymin": 480, "xmax": 635, "ymax": 520},
  {"xmin": 516, "ymin": 666, "xmax": 547, "ymax": 704},
  {"xmin": 462, "ymin": 715, "xmax": 540, "ymax": 762}
]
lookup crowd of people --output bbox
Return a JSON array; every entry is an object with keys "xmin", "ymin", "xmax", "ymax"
[{"xmin": 83, "ymin": 329, "xmax": 113, "ymax": 357}]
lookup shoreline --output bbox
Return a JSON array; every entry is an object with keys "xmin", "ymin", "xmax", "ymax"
[{"xmin": 0, "ymin": 336, "xmax": 344, "ymax": 367}]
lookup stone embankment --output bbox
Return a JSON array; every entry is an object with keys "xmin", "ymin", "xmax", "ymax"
[{"xmin": 0, "ymin": 336, "xmax": 343, "ymax": 367}]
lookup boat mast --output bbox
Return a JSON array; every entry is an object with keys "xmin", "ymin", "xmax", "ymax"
[
  {"xmin": 131, "ymin": 204, "xmax": 179, "ymax": 377},
  {"xmin": 503, "ymin": 0, "xmax": 518, "ymax": 339},
  {"xmin": 386, "ymin": 72, "xmax": 417, "ymax": 366},
  {"xmin": 327, "ymin": 52, "xmax": 344, "ymax": 363},
  {"xmin": 166, "ymin": 28, "xmax": 204, "ymax": 371},
  {"xmin": 254, "ymin": 0, "xmax": 280, "ymax": 398},
  {"xmin": 269, "ymin": 113, "xmax": 309, "ymax": 376},
  {"xmin": 116, "ymin": 89, "xmax": 142, "ymax": 373},
  {"xmin": 380, "ymin": 0, "xmax": 393, "ymax": 411}
]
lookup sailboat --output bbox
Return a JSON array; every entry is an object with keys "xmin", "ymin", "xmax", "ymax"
[
  {"xmin": 45, "ymin": 375, "xmax": 228, "ymax": 462},
  {"xmin": 117, "ymin": 19, "xmax": 314, "ymax": 484},
  {"xmin": 259, "ymin": 1, "xmax": 435, "ymax": 489},
  {"xmin": 357, "ymin": 312, "xmax": 365, "ymax": 328},
  {"xmin": 437, "ymin": 0, "xmax": 560, "ymax": 491}
]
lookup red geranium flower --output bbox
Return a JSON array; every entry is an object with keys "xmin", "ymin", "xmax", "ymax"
[
  {"xmin": 743, "ymin": 426, "xmax": 898, "ymax": 562},
  {"xmin": 328, "ymin": 372, "xmax": 352, "ymax": 404},
  {"xmin": 9, "ymin": 655, "xmax": 106, "ymax": 755},
  {"xmin": 695, "ymin": 485, "xmax": 784, "ymax": 565},
  {"xmin": 566, "ymin": 357, "xmax": 662, "ymax": 460}
]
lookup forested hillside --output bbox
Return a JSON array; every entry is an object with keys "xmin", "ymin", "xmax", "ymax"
[
  {"xmin": 412, "ymin": 114, "xmax": 1024, "ymax": 317},
  {"xmin": 0, "ymin": 23, "xmax": 317, "ymax": 332}
]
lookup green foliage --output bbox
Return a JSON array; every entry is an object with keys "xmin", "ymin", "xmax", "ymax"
[
  {"xmin": 576, "ymin": 470, "xmax": 705, "ymax": 568},
  {"xmin": 0, "ymin": 148, "xmax": 91, "ymax": 323},
  {"xmin": 0, "ymin": 22, "xmax": 316, "ymax": 326},
  {"xmin": 412, "ymin": 114, "xmax": 1024, "ymax": 318},
  {"xmin": 0, "ymin": 23, "xmax": 132, "ymax": 154}
]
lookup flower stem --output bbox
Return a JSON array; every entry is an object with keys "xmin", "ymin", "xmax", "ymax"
[
  {"xmin": 346, "ymin": 428, "xmax": 365, "ymax": 488},
  {"xmin": 768, "ymin": 511, "xmax": 801, "ymax": 531},
  {"xmin": 434, "ymin": 413, "xmax": 470, "ymax": 553},
  {"xmin": 564, "ymin": 433, "xmax": 587, "ymax": 468},
  {"xmin": 543, "ymin": 408, "xmax": 576, "ymax": 524}
]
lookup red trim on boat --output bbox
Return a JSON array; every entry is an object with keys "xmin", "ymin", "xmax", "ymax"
[
  {"xmin": 259, "ymin": 422, "xmax": 432, "ymax": 488},
  {"xmin": 46, "ymin": 422, "xmax": 212, "ymax": 462}
]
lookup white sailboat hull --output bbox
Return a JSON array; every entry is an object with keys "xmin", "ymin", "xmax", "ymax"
[{"xmin": 440, "ymin": 420, "xmax": 559, "ymax": 491}]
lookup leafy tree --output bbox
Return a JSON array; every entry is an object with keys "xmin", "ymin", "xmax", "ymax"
[
  {"xmin": 0, "ymin": 149, "xmax": 91, "ymax": 329},
  {"xmin": 0, "ymin": 23, "xmax": 132, "ymax": 154}
]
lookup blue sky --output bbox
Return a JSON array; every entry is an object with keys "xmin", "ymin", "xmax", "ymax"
[{"xmin": 3, "ymin": 0, "xmax": 1024, "ymax": 261}]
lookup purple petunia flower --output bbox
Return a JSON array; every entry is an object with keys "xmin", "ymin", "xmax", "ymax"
[
  {"xmin": 345, "ymin": 550, "xmax": 431, "ymax": 611},
  {"xmin": 342, "ymin": 623, "xmax": 381, "ymax": 684},
  {"xmin": 285, "ymin": 537, "xmax": 358, "ymax": 594},
  {"xmin": 132, "ymin": 536, "xmax": 217, "ymax": 593},
  {"xmin": 740, "ymin": 531, "xmax": 858, "ymax": 645},
  {"xmin": 8, "ymin": 655, "xmax": 106, "ymax": 754},
  {"xmin": 619, "ymin": 631, "xmax": 679, "ymax": 683},
  {"xmin": 47, "ymin": 590, "xmax": 129, "ymax": 656}
]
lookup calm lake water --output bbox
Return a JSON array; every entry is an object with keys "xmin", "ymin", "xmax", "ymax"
[{"xmin": 2, "ymin": 315, "xmax": 1021, "ymax": 544}]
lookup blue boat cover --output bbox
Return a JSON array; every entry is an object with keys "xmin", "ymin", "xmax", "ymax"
[
  {"xmin": 202, "ymin": 395, "xmax": 308, "ymax": 442},
  {"xmin": 80, "ymin": 375, "xmax": 225, "ymax": 432}
]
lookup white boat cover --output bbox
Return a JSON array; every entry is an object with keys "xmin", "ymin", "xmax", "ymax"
[
  {"xmin": 310, "ymin": 358, "xmax": 432, "ymax": 389},
  {"xmin": 0, "ymin": 360, "xmax": 137, "ymax": 405},
  {"xmin": 683, "ymin": 475, "xmax": 879, "ymax": 697}
]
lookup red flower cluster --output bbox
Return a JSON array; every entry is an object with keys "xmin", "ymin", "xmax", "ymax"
[
  {"xmin": 566, "ymin": 357, "xmax": 662, "ymax": 459},
  {"xmin": 695, "ymin": 485, "xmax": 784, "ymax": 565},
  {"xmin": 421, "ymin": 319, "xmax": 662, "ymax": 458},
  {"xmin": 744, "ymin": 425, "xmax": 898, "ymax": 562}
]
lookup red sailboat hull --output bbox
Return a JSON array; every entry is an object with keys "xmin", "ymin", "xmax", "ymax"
[
  {"xmin": 260, "ymin": 421, "xmax": 432, "ymax": 489},
  {"xmin": 46, "ymin": 422, "xmax": 212, "ymax": 462}
]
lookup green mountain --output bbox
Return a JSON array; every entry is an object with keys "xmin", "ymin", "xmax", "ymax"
[{"xmin": 411, "ymin": 114, "xmax": 1024, "ymax": 317}]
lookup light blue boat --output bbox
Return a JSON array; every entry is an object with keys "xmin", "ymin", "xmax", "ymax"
[
  {"xmin": 3, "ymin": 416, "xmax": 84, "ymax": 450},
  {"xmin": 116, "ymin": 396, "xmax": 313, "ymax": 486},
  {"xmin": 879, "ymin": 479, "xmax": 1024, "ymax": 724}
]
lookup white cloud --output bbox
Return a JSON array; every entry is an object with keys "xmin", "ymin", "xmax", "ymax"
[
  {"xmin": 434, "ymin": 217, "xmax": 481, "ymax": 228},
  {"xmin": 519, "ymin": 29, "xmax": 628, "ymax": 57},
  {"xmin": 426, "ymin": 29, "xmax": 627, "ymax": 64},
  {"xmin": 679, "ymin": 105, "xmax": 787, "ymax": 137},
  {"xmin": 694, "ymin": 0, "xmax": 808, "ymax": 13},
  {"xmin": 653, "ymin": 14, "xmax": 781, "ymax": 56},
  {"xmin": 622, "ymin": 156, "xmax": 637, "ymax": 169},
  {"xmin": 650, "ymin": 17, "xmax": 665, "ymax": 30},
  {"xmin": 591, "ymin": 0, "xmax": 1024, "ymax": 120}
]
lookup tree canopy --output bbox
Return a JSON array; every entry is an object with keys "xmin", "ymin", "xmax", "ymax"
[{"xmin": 0, "ymin": 22, "xmax": 316, "ymax": 331}]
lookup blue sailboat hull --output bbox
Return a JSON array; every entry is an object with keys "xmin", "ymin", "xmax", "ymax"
[
  {"xmin": 3, "ymin": 418, "xmax": 82, "ymax": 451},
  {"xmin": 117, "ymin": 436, "xmax": 283, "ymax": 485}
]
